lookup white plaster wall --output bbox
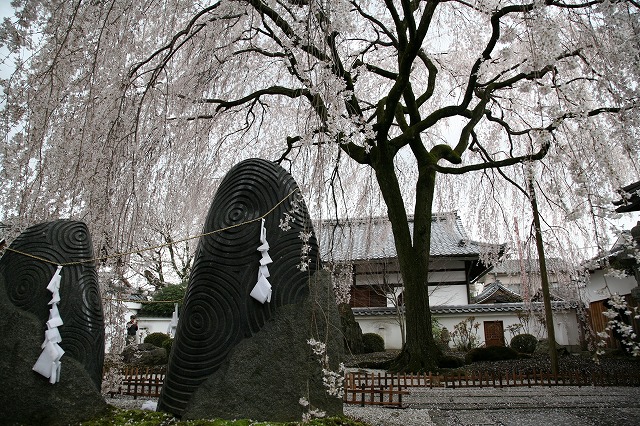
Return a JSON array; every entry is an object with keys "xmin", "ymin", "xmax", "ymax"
[
  {"xmin": 355, "ymin": 272, "xmax": 402, "ymax": 286},
  {"xmin": 354, "ymin": 310, "xmax": 580, "ymax": 350},
  {"xmin": 429, "ymin": 285, "xmax": 468, "ymax": 305},
  {"xmin": 434, "ymin": 312, "xmax": 529, "ymax": 347},
  {"xmin": 583, "ymin": 269, "xmax": 637, "ymax": 303},
  {"xmin": 137, "ymin": 317, "xmax": 173, "ymax": 342},
  {"xmin": 356, "ymin": 316, "xmax": 404, "ymax": 350},
  {"xmin": 429, "ymin": 270, "xmax": 466, "ymax": 284},
  {"xmin": 552, "ymin": 311, "xmax": 581, "ymax": 348}
]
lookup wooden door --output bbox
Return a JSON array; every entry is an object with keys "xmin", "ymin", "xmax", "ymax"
[{"xmin": 484, "ymin": 321, "xmax": 505, "ymax": 347}]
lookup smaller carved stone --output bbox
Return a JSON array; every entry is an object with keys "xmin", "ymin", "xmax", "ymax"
[
  {"xmin": 0, "ymin": 274, "xmax": 107, "ymax": 425},
  {"xmin": 0, "ymin": 220, "xmax": 107, "ymax": 425}
]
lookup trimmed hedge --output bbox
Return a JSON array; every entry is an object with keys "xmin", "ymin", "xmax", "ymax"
[
  {"xmin": 138, "ymin": 284, "xmax": 185, "ymax": 317},
  {"xmin": 465, "ymin": 346, "xmax": 519, "ymax": 363},
  {"xmin": 510, "ymin": 333, "xmax": 538, "ymax": 354},
  {"xmin": 162, "ymin": 338, "xmax": 173, "ymax": 355},
  {"xmin": 438, "ymin": 354, "xmax": 466, "ymax": 368},
  {"xmin": 144, "ymin": 332, "xmax": 171, "ymax": 348},
  {"xmin": 362, "ymin": 333, "xmax": 385, "ymax": 353}
]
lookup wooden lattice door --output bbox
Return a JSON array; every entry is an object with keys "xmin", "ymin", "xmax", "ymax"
[{"xmin": 484, "ymin": 321, "xmax": 505, "ymax": 347}]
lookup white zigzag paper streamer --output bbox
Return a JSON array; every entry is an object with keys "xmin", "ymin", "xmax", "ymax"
[
  {"xmin": 250, "ymin": 218, "xmax": 272, "ymax": 303},
  {"xmin": 33, "ymin": 265, "xmax": 65, "ymax": 384}
]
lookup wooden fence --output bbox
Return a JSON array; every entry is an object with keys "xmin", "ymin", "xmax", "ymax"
[
  {"xmin": 106, "ymin": 366, "xmax": 166, "ymax": 399},
  {"xmin": 104, "ymin": 367, "xmax": 640, "ymax": 403},
  {"xmin": 343, "ymin": 370, "xmax": 640, "ymax": 407},
  {"xmin": 343, "ymin": 371, "xmax": 409, "ymax": 407}
]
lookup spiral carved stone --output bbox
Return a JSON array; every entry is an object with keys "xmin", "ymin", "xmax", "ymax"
[
  {"xmin": 158, "ymin": 158, "xmax": 320, "ymax": 416},
  {"xmin": 0, "ymin": 220, "xmax": 105, "ymax": 390}
]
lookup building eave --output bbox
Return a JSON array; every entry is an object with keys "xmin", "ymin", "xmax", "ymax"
[{"xmin": 352, "ymin": 301, "xmax": 578, "ymax": 317}]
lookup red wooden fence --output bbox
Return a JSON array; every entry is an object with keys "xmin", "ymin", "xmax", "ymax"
[
  {"xmin": 106, "ymin": 366, "xmax": 166, "ymax": 399},
  {"xmin": 343, "ymin": 370, "xmax": 640, "ymax": 407},
  {"xmin": 104, "ymin": 367, "xmax": 640, "ymax": 404}
]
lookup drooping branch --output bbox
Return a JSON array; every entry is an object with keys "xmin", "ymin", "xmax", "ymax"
[
  {"xmin": 128, "ymin": 3, "xmax": 225, "ymax": 80},
  {"xmin": 245, "ymin": 0, "xmax": 332, "ymax": 63},
  {"xmin": 351, "ymin": 1, "xmax": 399, "ymax": 48},
  {"xmin": 435, "ymin": 98, "xmax": 633, "ymax": 175}
]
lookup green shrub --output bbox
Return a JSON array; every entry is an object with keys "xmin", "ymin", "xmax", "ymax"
[
  {"xmin": 162, "ymin": 338, "xmax": 173, "ymax": 355},
  {"xmin": 362, "ymin": 333, "xmax": 385, "ymax": 353},
  {"xmin": 510, "ymin": 333, "xmax": 538, "ymax": 354},
  {"xmin": 144, "ymin": 332, "xmax": 170, "ymax": 348},
  {"xmin": 465, "ymin": 346, "xmax": 519, "ymax": 363}
]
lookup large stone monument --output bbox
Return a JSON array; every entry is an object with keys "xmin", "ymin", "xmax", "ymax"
[
  {"xmin": 0, "ymin": 220, "xmax": 107, "ymax": 425},
  {"xmin": 182, "ymin": 270, "xmax": 343, "ymax": 422},
  {"xmin": 158, "ymin": 158, "xmax": 343, "ymax": 420}
]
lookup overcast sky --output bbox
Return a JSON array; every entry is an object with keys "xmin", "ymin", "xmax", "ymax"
[
  {"xmin": 0, "ymin": 1, "xmax": 12, "ymax": 20},
  {"xmin": 0, "ymin": 1, "xmax": 15, "ymax": 79}
]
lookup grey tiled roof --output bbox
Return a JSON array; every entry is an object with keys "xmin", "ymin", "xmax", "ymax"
[
  {"xmin": 613, "ymin": 180, "xmax": 640, "ymax": 213},
  {"xmin": 489, "ymin": 258, "xmax": 570, "ymax": 275},
  {"xmin": 128, "ymin": 293, "xmax": 148, "ymax": 302},
  {"xmin": 317, "ymin": 212, "xmax": 503, "ymax": 262},
  {"xmin": 473, "ymin": 281, "xmax": 523, "ymax": 304},
  {"xmin": 352, "ymin": 301, "xmax": 577, "ymax": 316}
]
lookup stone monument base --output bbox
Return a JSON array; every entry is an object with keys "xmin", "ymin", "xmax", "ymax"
[{"xmin": 182, "ymin": 271, "xmax": 343, "ymax": 422}]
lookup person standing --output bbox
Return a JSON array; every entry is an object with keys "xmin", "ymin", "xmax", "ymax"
[{"xmin": 126, "ymin": 315, "xmax": 138, "ymax": 345}]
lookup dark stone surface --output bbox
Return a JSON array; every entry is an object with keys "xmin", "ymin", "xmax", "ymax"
[
  {"xmin": 0, "ymin": 273, "xmax": 108, "ymax": 425},
  {"xmin": 121, "ymin": 343, "xmax": 169, "ymax": 366},
  {"xmin": 0, "ymin": 220, "xmax": 105, "ymax": 390},
  {"xmin": 339, "ymin": 302, "xmax": 365, "ymax": 354},
  {"xmin": 183, "ymin": 270, "xmax": 343, "ymax": 422},
  {"xmin": 159, "ymin": 159, "xmax": 321, "ymax": 416}
]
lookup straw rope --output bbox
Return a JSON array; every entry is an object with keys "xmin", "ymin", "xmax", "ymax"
[{"xmin": 2, "ymin": 189, "xmax": 299, "ymax": 267}]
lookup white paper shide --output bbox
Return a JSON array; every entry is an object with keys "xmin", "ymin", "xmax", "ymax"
[
  {"xmin": 167, "ymin": 302, "xmax": 179, "ymax": 337},
  {"xmin": 33, "ymin": 265, "xmax": 65, "ymax": 384},
  {"xmin": 250, "ymin": 218, "xmax": 272, "ymax": 304}
]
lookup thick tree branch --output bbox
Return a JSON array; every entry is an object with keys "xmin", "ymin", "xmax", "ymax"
[
  {"xmin": 353, "ymin": 59, "xmax": 398, "ymax": 80},
  {"xmin": 433, "ymin": 140, "xmax": 551, "ymax": 174},
  {"xmin": 378, "ymin": 2, "xmax": 438, "ymax": 139},
  {"xmin": 415, "ymin": 49, "xmax": 438, "ymax": 106},
  {"xmin": 201, "ymin": 85, "xmax": 326, "ymax": 117}
]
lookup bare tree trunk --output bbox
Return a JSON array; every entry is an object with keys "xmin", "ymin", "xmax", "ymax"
[
  {"xmin": 373, "ymin": 149, "xmax": 440, "ymax": 371},
  {"xmin": 528, "ymin": 177, "xmax": 559, "ymax": 375}
]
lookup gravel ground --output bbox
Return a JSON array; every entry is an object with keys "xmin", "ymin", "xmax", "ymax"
[
  {"xmin": 345, "ymin": 386, "xmax": 640, "ymax": 426},
  {"xmin": 105, "ymin": 395, "xmax": 158, "ymax": 411},
  {"xmin": 105, "ymin": 352, "xmax": 640, "ymax": 425},
  {"xmin": 107, "ymin": 386, "xmax": 640, "ymax": 426},
  {"xmin": 345, "ymin": 405, "xmax": 435, "ymax": 426}
]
